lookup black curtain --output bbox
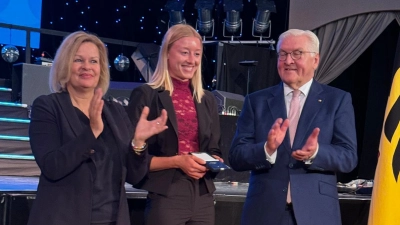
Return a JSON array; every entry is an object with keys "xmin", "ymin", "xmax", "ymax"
[
  {"xmin": 358, "ymin": 21, "xmax": 400, "ymax": 180},
  {"xmin": 217, "ymin": 44, "xmax": 280, "ymax": 96},
  {"xmin": 330, "ymin": 21, "xmax": 400, "ymax": 182}
]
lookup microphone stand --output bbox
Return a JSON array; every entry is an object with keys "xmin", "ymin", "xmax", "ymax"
[{"xmin": 239, "ymin": 60, "xmax": 258, "ymax": 95}]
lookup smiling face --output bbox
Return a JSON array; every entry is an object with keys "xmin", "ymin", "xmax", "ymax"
[
  {"xmin": 67, "ymin": 42, "xmax": 101, "ymax": 93},
  {"xmin": 277, "ymin": 35, "xmax": 319, "ymax": 89},
  {"xmin": 167, "ymin": 36, "xmax": 202, "ymax": 82}
]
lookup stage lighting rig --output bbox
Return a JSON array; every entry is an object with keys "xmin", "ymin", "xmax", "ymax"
[
  {"xmin": 252, "ymin": 0, "xmax": 276, "ymax": 39},
  {"xmin": 222, "ymin": 0, "xmax": 243, "ymax": 40},
  {"xmin": 165, "ymin": 0, "xmax": 187, "ymax": 27},
  {"xmin": 195, "ymin": 0, "xmax": 215, "ymax": 39}
]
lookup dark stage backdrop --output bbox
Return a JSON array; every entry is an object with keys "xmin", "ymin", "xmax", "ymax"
[
  {"xmin": 3, "ymin": 0, "xmax": 399, "ymax": 183},
  {"xmin": 330, "ymin": 21, "xmax": 400, "ymax": 181},
  {"xmin": 217, "ymin": 44, "xmax": 281, "ymax": 95},
  {"xmin": 0, "ymin": 0, "xmax": 290, "ymax": 91},
  {"xmin": 30, "ymin": 0, "xmax": 289, "ymax": 86}
]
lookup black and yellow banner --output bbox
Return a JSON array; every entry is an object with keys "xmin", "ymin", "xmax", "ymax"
[{"xmin": 368, "ymin": 68, "xmax": 400, "ymax": 224}]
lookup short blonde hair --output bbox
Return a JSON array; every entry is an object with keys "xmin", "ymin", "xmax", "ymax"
[
  {"xmin": 49, "ymin": 31, "xmax": 110, "ymax": 94},
  {"xmin": 277, "ymin": 29, "xmax": 320, "ymax": 53},
  {"xmin": 148, "ymin": 24, "xmax": 205, "ymax": 103}
]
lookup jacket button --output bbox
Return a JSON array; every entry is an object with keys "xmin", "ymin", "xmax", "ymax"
[
  {"xmin": 90, "ymin": 149, "xmax": 95, "ymax": 154},
  {"xmin": 288, "ymin": 163, "xmax": 293, "ymax": 168}
]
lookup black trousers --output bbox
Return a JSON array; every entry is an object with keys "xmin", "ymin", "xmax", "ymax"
[
  {"xmin": 279, "ymin": 204, "xmax": 297, "ymax": 225},
  {"xmin": 144, "ymin": 176, "xmax": 215, "ymax": 225}
]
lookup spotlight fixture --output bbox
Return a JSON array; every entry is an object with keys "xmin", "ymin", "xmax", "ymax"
[
  {"xmin": 165, "ymin": 0, "xmax": 187, "ymax": 27},
  {"xmin": 197, "ymin": 9, "xmax": 213, "ymax": 34},
  {"xmin": 168, "ymin": 10, "xmax": 186, "ymax": 27},
  {"xmin": 225, "ymin": 10, "xmax": 241, "ymax": 33},
  {"xmin": 252, "ymin": 0, "xmax": 276, "ymax": 39},
  {"xmin": 253, "ymin": 10, "xmax": 271, "ymax": 34},
  {"xmin": 222, "ymin": 0, "xmax": 244, "ymax": 39},
  {"xmin": 195, "ymin": 0, "xmax": 215, "ymax": 38}
]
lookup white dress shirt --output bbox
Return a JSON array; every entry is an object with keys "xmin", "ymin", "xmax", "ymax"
[{"xmin": 264, "ymin": 79, "xmax": 318, "ymax": 164}]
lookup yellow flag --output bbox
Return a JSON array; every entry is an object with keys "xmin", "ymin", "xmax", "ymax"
[{"xmin": 368, "ymin": 68, "xmax": 400, "ymax": 224}]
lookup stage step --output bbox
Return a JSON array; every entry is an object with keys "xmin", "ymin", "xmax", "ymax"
[
  {"xmin": 0, "ymin": 135, "xmax": 29, "ymax": 141},
  {"xmin": 0, "ymin": 118, "xmax": 30, "ymax": 136},
  {"xmin": 0, "ymin": 101, "xmax": 30, "ymax": 119},
  {"xmin": 0, "ymin": 87, "xmax": 12, "ymax": 101},
  {"xmin": 0, "ymin": 158, "xmax": 40, "ymax": 176},
  {"xmin": 0, "ymin": 139, "xmax": 32, "ymax": 155},
  {"xmin": 0, "ymin": 78, "xmax": 11, "ymax": 88},
  {"xmin": 0, "ymin": 138, "xmax": 36, "ymax": 176},
  {"xmin": 0, "ymin": 154, "xmax": 34, "ymax": 160},
  {"xmin": 0, "ymin": 87, "xmax": 37, "ymax": 176}
]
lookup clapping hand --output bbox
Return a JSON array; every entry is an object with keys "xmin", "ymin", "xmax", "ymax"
[
  {"xmin": 132, "ymin": 106, "xmax": 168, "ymax": 147},
  {"xmin": 265, "ymin": 118, "xmax": 290, "ymax": 155},
  {"xmin": 89, "ymin": 88, "xmax": 104, "ymax": 138},
  {"xmin": 292, "ymin": 127, "xmax": 320, "ymax": 161}
]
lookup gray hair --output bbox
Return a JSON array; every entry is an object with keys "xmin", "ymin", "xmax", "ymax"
[{"xmin": 277, "ymin": 29, "xmax": 320, "ymax": 53}]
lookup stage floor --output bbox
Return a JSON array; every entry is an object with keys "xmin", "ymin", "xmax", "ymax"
[
  {"xmin": 0, "ymin": 176, "xmax": 371, "ymax": 225},
  {"xmin": 0, "ymin": 175, "xmax": 370, "ymax": 202}
]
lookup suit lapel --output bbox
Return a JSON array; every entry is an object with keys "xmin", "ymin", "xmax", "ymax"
[
  {"xmin": 267, "ymin": 84, "xmax": 287, "ymax": 120},
  {"xmin": 294, "ymin": 81, "xmax": 324, "ymax": 147},
  {"xmin": 55, "ymin": 92, "xmax": 84, "ymax": 137},
  {"xmin": 267, "ymin": 83, "xmax": 292, "ymax": 151},
  {"xmin": 158, "ymin": 89, "xmax": 178, "ymax": 137},
  {"xmin": 194, "ymin": 97, "xmax": 207, "ymax": 150}
]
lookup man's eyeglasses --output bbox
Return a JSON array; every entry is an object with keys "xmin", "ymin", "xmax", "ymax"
[{"xmin": 277, "ymin": 50, "xmax": 316, "ymax": 61}]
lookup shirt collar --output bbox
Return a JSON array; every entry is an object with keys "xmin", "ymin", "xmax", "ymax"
[{"xmin": 283, "ymin": 79, "xmax": 313, "ymax": 97}]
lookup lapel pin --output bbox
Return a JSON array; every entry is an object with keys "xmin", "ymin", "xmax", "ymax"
[{"xmin": 318, "ymin": 99, "xmax": 322, "ymax": 102}]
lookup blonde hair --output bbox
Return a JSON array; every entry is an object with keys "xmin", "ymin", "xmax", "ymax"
[
  {"xmin": 277, "ymin": 29, "xmax": 320, "ymax": 53},
  {"xmin": 49, "ymin": 31, "xmax": 110, "ymax": 94},
  {"xmin": 148, "ymin": 24, "xmax": 205, "ymax": 103}
]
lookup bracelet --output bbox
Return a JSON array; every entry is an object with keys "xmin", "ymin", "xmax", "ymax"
[{"xmin": 131, "ymin": 140, "xmax": 147, "ymax": 154}]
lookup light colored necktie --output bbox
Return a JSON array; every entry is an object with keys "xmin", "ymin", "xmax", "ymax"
[
  {"xmin": 289, "ymin": 90, "xmax": 301, "ymax": 146},
  {"xmin": 287, "ymin": 89, "xmax": 301, "ymax": 203}
]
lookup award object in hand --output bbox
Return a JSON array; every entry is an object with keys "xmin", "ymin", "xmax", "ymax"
[{"xmin": 191, "ymin": 152, "xmax": 231, "ymax": 172}]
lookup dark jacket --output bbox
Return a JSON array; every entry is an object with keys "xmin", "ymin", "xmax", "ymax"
[
  {"xmin": 27, "ymin": 92, "xmax": 149, "ymax": 225},
  {"xmin": 126, "ymin": 84, "xmax": 222, "ymax": 196},
  {"xmin": 230, "ymin": 81, "xmax": 358, "ymax": 225}
]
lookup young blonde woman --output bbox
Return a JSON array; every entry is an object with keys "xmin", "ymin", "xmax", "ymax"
[{"xmin": 126, "ymin": 24, "xmax": 222, "ymax": 225}]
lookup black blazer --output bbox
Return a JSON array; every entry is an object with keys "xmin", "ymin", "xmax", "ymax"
[
  {"xmin": 126, "ymin": 84, "xmax": 222, "ymax": 196},
  {"xmin": 27, "ymin": 92, "xmax": 149, "ymax": 225},
  {"xmin": 230, "ymin": 81, "xmax": 357, "ymax": 225}
]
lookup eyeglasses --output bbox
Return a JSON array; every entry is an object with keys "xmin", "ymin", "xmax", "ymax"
[{"xmin": 277, "ymin": 50, "xmax": 316, "ymax": 61}]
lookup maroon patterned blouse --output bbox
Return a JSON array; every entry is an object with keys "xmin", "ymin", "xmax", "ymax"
[{"xmin": 171, "ymin": 78, "xmax": 199, "ymax": 155}]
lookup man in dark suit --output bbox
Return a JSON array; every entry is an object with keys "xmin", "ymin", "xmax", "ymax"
[{"xmin": 229, "ymin": 29, "xmax": 358, "ymax": 225}]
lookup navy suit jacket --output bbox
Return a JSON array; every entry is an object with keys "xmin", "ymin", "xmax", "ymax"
[
  {"xmin": 229, "ymin": 80, "xmax": 357, "ymax": 225},
  {"xmin": 27, "ymin": 92, "xmax": 149, "ymax": 225},
  {"xmin": 126, "ymin": 84, "xmax": 222, "ymax": 196}
]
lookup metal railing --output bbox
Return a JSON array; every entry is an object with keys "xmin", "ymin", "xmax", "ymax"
[{"xmin": 0, "ymin": 22, "xmax": 140, "ymax": 64}]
